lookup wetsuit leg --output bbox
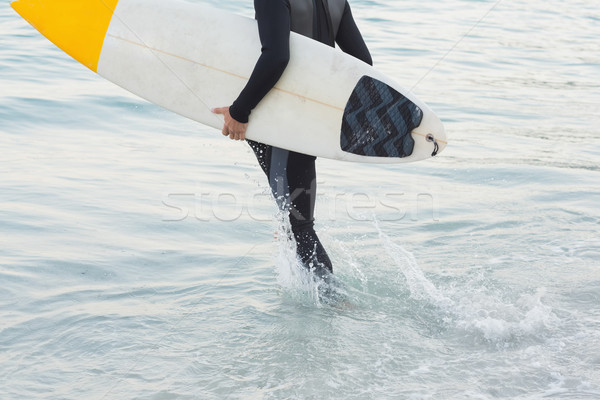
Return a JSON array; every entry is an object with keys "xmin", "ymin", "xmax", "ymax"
[{"xmin": 247, "ymin": 139, "xmax": 333, "ymax": 277}]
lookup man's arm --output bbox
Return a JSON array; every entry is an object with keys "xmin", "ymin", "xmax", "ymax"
[
  {"xmin": 335, "ymin": 1, "xmax": 372, "ymax": 66},
  {"xmin": 213, "ymin": 0, "xmax": 291, "ymax": 140}
]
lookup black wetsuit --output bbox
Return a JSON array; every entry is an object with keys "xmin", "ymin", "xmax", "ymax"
[{"xmin": 229, "ymin": 0, "xmax": 372, "ymax": 277}]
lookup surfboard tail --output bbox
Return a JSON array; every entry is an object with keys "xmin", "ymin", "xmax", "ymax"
[{"xmin": 11, "ymin": 0, "xmax": 119, "ymax": 72}]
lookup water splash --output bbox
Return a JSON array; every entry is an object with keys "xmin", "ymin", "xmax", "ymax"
[
  {"xmin": 374, "ymin": 221, "xmax": 559, "ymax": 345},
  {"xmin": 272, "ymin": 212, "xmax": 347, "ymax": 306},
  {"xmin": 377, "ymin": 222, "xmax": 454, "ymax": 309}
]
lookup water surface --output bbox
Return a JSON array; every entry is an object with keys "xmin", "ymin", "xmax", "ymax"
[{"xmin": 1, "ymin": 0, "xmax": 599, "ymax": 399}]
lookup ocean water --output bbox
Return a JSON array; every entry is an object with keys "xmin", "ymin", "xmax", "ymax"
[{"xmin": 1, "ymin": 0, "xmax": 599, "ymax": 398}]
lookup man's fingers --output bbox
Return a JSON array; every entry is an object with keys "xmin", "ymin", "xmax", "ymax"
[
  {"xmin": 222, "ymin": 125, "xmax": 230, "ymax": 136},
  {"xmin": 212, "ymin": 106, "xmax": 247, "ymax": 141},
  {"xmin": 212, "ymin": 106, "xmax": 228, "ymax": 115},
  {"xmin": 227, "ymin": 130, "xmax": 245, "ymax": 141}
]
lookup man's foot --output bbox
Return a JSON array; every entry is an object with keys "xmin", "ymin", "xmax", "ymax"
[{"xmin": 315, "ymin": 271, "xmax": 351, "ymax": 307}]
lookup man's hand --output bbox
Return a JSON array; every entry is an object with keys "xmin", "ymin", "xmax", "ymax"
[{"xmin": 212, "ymin": 107, "xmax": 248, "ymax": 141}]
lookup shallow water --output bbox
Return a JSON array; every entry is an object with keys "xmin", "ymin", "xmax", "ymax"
[{"xmin": 1, "ymin": 0, "xmax": 599, "ymax": 399}]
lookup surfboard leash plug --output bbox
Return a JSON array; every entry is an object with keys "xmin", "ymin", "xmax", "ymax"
[{"xmin": 426, "ymin": 134, "xmax": 439, "ymax": 157}]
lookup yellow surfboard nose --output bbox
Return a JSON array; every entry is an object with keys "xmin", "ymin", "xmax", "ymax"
[{"xmin": 11, "ymin": 0, "xmax": 120, "ymax": 72}]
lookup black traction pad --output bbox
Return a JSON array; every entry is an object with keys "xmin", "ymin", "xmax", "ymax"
[{"xmin": 341, "ymin": 76, "xmax": 423, "ymax": 158}]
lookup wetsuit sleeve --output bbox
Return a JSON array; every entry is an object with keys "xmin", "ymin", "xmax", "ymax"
[
  {"xmin": 335, "ymin": 1, "xmax": 373, "ymax": 66},
  {"xmin": 229, "ymin": 0, "xmax": 291, "ymax": 124}
]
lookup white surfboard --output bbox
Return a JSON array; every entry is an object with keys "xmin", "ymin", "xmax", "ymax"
[{"xmin": 12, "ymin": 0, "xmax": 446, "ymax": 163}]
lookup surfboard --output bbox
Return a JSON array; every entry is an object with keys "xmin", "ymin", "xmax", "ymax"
[{"xmin": 11, "ymin": 0, "xmax": 447, "ymax": 163}]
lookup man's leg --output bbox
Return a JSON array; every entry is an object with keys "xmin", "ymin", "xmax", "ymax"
[{"xmin": 247, "ymin": 140, "xmax": 333, "ymax": 277}]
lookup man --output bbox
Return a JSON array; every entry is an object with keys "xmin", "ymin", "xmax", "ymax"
[{"xmin": 213, "ymin": 0, "xmax": 372, "ymax": 279}]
